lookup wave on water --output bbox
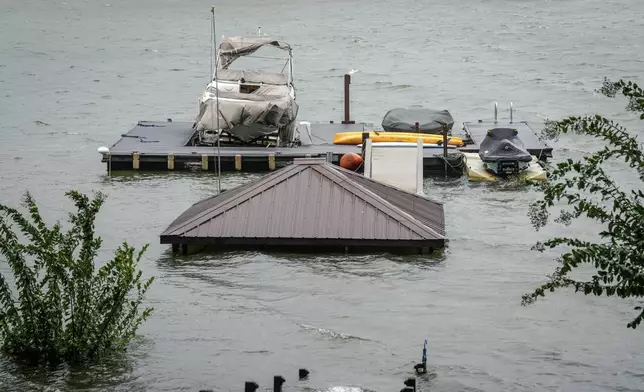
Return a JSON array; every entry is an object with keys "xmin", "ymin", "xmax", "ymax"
[
  {"xmin": 297, "ymin": 324, "xmax": 376, "ymax": 343},
  {"xmin": 301, "ymin": 387, "xmax": 375, "ymax": 392}
]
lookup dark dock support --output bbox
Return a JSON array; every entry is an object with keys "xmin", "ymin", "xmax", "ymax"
[
  {"xmin": 244, "ymin": 381, "xmax": 259, "ymax": 392},
  {"xmin": 401, "ymin": 377, "xmax": 416, "ymax": 392},
  {"xmin": 442, "ymin": 124, "xmax": 449, "ymax": 176},
  {"xmin": 342, "ymin": 73, "xmax": 355, "ymax": 124},
  {"xmin": 360, "ymin": 131, "xmax": 369, "ymax": 159},
  {"xmin": 273, "ymin": 376, "xmax": 285, "ymax": 392}
]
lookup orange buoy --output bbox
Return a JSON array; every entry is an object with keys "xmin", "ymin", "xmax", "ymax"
[{"xmin": 339, "ymin": 152, "xmax": 363, "ymax": 171}]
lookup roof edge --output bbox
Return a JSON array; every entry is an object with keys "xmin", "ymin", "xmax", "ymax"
[{"xmin": 160, "ymin": 235, "xmax": 444, "ymax": 249}]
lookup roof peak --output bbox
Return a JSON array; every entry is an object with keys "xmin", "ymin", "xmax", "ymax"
[{"xmin": 292, "ymin": 157, "xmax": 327, "ymax": 165}]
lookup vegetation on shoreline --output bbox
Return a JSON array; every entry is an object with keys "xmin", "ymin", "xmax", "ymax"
[
  {"xmin": 524, "ymin": 78, "xmax": 644, "ymax": 329},
  {"xmin": 0, "ymin": 190, "xmax": 154, "ymax": 364}
]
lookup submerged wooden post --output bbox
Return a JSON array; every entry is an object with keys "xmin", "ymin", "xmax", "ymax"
[
  {"xmin": 268, "ymin": 153, "xmax": 276, "ymax": 170},
  {"xmin": 363, "ymin": 137, "xmax": 372, "ymax": 178},
  {"xmin": 201, "ymin": 154, "xmax": 209, "ymax": 170},
  {"xmin": 167, "ymin": 153, "xmax": 174, "ymax": 170},
  {"xmin": 132, "ymin": 152, "xmax": 140, "ymax": 170},
  {"xmin": 244, "ymin": 381, "xmax": 259, "ymax": 392},
  {"xmin": 360, "ymin": 131, "xmax": 369, "ymax": 160},
  {"xmin": 273, "ymin": 376, "xmax": 285, "ymax": 392},
  {"xmin": 417, "ymin": 137, "xmax": 423, "ymax": 195},
  {"xmin": 235, "ymin": 154, "xmax": 242, "ymax": 171},
  {"xmin": 442, "ymin": 125, "xmax": 448, "ymax": 176}
]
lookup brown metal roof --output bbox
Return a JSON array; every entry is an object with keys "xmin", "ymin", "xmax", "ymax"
[{"xmin": 160, "ymin": 158, "xmax": 445, "ymax": 250}]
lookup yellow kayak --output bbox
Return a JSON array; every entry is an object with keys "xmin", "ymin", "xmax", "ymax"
[{"xmin": 333, "ymin": 131, "xmax": 465, "ymax": 146}]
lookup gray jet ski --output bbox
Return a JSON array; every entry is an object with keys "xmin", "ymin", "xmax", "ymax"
[{"xmin": 478, "ymin": 127, "xmax": 533, "ymax": 175}]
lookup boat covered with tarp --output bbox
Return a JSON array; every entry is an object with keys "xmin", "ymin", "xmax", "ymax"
[
  {"xmin": 195, "ymin": 36, "xmax": 298, "ymax": 146},
  {"xmin": 381, "ymin": 107, "xmax": 455, "ymax": 134},
  {"xmin": 478, "ymin": 127, "xmax": 533, "ymax": 174}
]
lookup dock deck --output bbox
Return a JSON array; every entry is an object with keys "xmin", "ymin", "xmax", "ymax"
[
  {"xmin": 102, "ymin": 120, "xmax": 466, "ymax": 176},
  {"xmin": 101, "ymin": 116, "xmax": 552, "ymax": 176}
]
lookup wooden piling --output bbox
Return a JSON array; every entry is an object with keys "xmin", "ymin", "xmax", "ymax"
[
  {"xmin": 235, "ymin": 154, "xmax": 242, "ymax": 171},
  {"xmin": 167, "ymin": 153, "xmax": 174, "ymax": 170},
  {"xmin": 342, "ymin": 73, "xmax": 355, "ymax": 124},
  {"xmin": 201, "ymin": 154, "xmax": 209, "ymax": 170},
  {"xmin": 443, "ymin": 125, "xmax": 448, "ymax": 176},
  {"xmin": 361, "ymin": 132, "xmax": 369, "ymax": 159},
  {"xmin": 132, "ymin": 152, "xmax": 140, "ymax": 169},
  {"xmin": 268, "ymin": 153, "xmax": 276, "ymax": 170}
]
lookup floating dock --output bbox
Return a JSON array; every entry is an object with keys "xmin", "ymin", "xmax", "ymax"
[
  {"xmin": 99, "ymin": 119, "xmax": 467, "ymax": 176},
  {"xmin": 459, "ymin": 119, "xmax": 553, "ymax": 159},
  {"xmin": 99, "ymin": 117, "xmax": 552, "ymax": 177},
  {"xmin": 98, "ymin": 73, "xmax": 553, "ymax": 177}
]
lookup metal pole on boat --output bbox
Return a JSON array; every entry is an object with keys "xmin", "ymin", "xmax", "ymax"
[{"xmin": 211, "ymin": 6, "xmax": 222, "ymax": 193}]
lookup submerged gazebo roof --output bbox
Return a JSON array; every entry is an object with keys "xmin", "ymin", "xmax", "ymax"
[{"xmin": 160, "ymin": 158, "xmax": 445, "ymax": 251}]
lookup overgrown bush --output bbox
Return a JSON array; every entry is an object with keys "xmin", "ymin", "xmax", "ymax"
[
  {"xmin": 523, "ymin": 78, "xmax": 644, "ymax": 329},
  {"xmin": 0, "ymin": 190, "xmax": 154, "ymax": 363}
]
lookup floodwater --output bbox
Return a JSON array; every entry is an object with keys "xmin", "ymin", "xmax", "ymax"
[{"xmin": 1, "ymin": 0, "xmax": 643, "ymax": 391}]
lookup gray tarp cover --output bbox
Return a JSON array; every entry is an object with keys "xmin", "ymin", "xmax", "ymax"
[
  {"xmin": 195, "ymin": 85, "xmax": 298, "ymax": 142},
  {"xmin": 216, "ymin": 69, "xmax": 289, "ymax": 85},
  {"xmin": 381, "ymin": 108, "xmax": 455, "ymax": 134},
  {"xmin": 218, "ymin": 36, "xmax": 291, "ymax": 70},
  {"xmin": 478, "ymin": 127, "xmax": 532, "ymax": 162}
]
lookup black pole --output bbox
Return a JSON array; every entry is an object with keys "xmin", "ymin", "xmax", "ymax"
[
  {"xmin": 244, "ymin": 381, "xmax": 259, "ymax": 392},
  {"xmin": 342, "ymin": 74, "xmax": 355, "ymax": 124},
  {"xmin": 273, "ymin": 376, "xmax": 285, "ymax": 392},
  {"xmin": 361, "ymin": 131, "xmax": 369, "ymax": 161},
  {"xmin": 443, "ymin": 124, "xmax": 448, "ymax": 176}
]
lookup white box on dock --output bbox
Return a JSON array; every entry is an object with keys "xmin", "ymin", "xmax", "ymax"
[{"xmin": 364, "ymin": 138, "xmax": 424, "ymax": 195}]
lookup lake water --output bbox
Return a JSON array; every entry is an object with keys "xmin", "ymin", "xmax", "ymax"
[{"xmin": 1, "ymin": 0, "xmax": 643, "ymax": 391}]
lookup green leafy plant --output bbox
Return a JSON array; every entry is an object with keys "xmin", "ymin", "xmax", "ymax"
[
  {"xmin": 523, "ymin": 78, "xmax": 644, "ymax": 329},
  {"xmin": 0, "ymin": 190, "xmax": 154, "ymax": 363}
]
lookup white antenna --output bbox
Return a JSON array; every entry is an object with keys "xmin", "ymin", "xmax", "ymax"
[{"xmin": 210, "ymin": 6, "xmax": 222, "ymax": 194}]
